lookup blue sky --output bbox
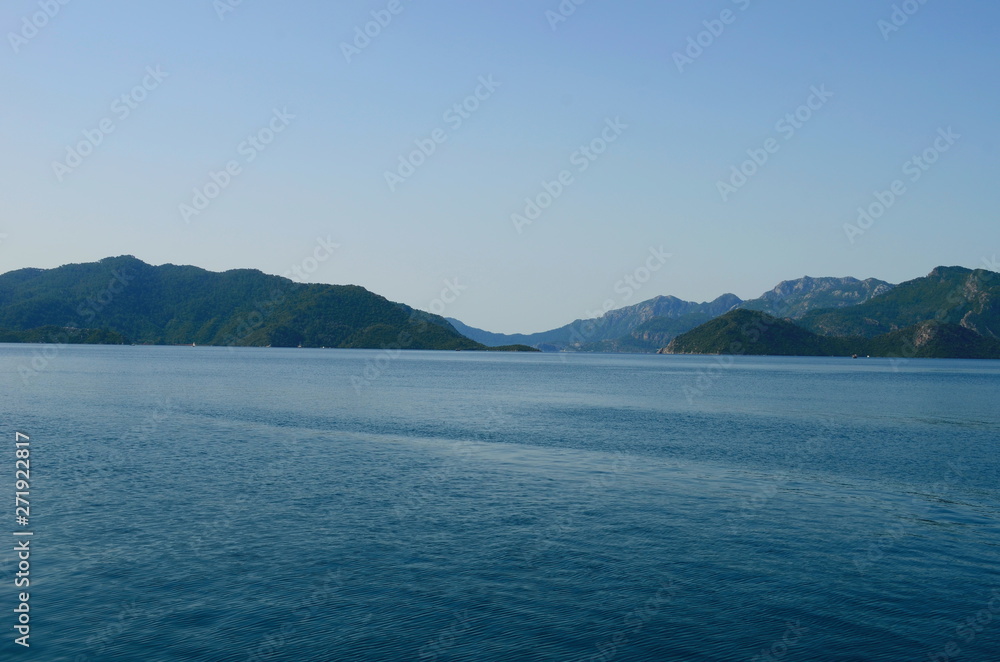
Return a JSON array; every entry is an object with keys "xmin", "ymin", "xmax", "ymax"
[{"xmin": 1, "ymin": 0, "xmax": 997, "ymax": 333}]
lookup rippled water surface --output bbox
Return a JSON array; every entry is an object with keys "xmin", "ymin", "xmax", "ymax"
[{"xmin": 2, "ymin": 345, "xmax": 999, "ymax": 660}]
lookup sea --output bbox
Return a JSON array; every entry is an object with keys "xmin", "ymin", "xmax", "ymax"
[{"xmin": 1, "ymin": 344, "xmax": 998, "ymax": 661}]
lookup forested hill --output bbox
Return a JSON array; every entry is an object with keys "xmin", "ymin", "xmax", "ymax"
[
  {"xmin": 0, "ymin": 255, "xmax": 485, "ymax": 349},
  {"xmin": 663, "ymin": 308, "xmax": 1000, "ymax": 359},
  {"xmin": 797, "ymin": 266, "xmax": 1000, "ymax": 339}
]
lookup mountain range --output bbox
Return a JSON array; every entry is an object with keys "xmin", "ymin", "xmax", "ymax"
[
  {"xmin": 451, "ymin": 275, "xmax": 896, "ymax": 352},
  {"xmin": 1, "ymin": 257, "xmax": 996, "ymax": 359},
  {"xmin": 797, "ymin": 267, "xmax": 999, "ymax": 338},
  {"xmin": 449, "ymin": 293, "xmax": 741, "ymax": 351},
  {"xmin": 663, "ymin": 267, "xmax": 1000, "ymax": 359},
  {"xmin": 0, "ymin": 255, "xmax": 533, "ymax": 351}
]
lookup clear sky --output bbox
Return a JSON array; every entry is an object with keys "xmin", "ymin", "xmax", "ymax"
[{"xmin": 2, "ymin": 0, "xmax": 997, "ymax": 333}]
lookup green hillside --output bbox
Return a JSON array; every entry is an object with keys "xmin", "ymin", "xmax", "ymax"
[
  {"xmin": 865, "ymin": 321, "xmax": 1000, "ymax": 359},
  {"xmin": 662, "ymin": 309, "xmax": 1000, "ymax": 359},
  {"xmin": 0, "ymin": 325, "xmax": 128, "ymax": 345},
  {"xmin": 799, "ymin": 267, "xmax": 1000, "ymax": 338},
  {"xmin": 663, "ymin": 309, "xmax": 835, "ymax": 356},
  {"xmin": 0, "ymin": 256, "xmax": 485, "ymax": 350}
]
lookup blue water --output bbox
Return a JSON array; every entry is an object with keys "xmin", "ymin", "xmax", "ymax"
[{"xmin": 2, "ymin": 345, "xmax": 999, "ymax": 661}]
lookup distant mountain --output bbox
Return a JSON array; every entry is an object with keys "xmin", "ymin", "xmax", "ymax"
[
  {"xmin": 578, "ymin": 276, "xmax": 893, "ymax": 353},
  {"xmin": 661, "ymin": 266, "xmax": 1000, "ymax": 359},
  {"xmin": 662, "ymin": 309, "xmax": 1000, "ymax": 359},
  {"xmin": 455, "ymin": 275, "xmax": 897, "ymax": 354},
  {"xmin": 0, "ymin": 256, "xmax": 487, "ymax": 350},
  {"xmin": 446, "ymin": 318, "xmax": 540, "ymax": 348},
  {"xmin": 579, "ymin": 311, "xmax": 717, "ymax": 353},
  {"xmin": 738, "ymin": 276, "xmax": 895, "ymax": 318},
  {"xmin": 798, "ymin": 267, "xmax": 1000, "ymax": 339},
  {"xmin": 449, "ymin": 293, "xmax": 742, "ymax": 351}
]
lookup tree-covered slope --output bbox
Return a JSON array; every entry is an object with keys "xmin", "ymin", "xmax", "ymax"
[
  {"xmin": 798, "ymin": 267, "xmax": 1000, "ymax": 339},
  {"xmin": 0, "ymin": 256, "xmax": 484, "ymax": 350},
  {"xmin": 864, "ymin": 320, "xmax": 1000, "ymax": 359},
  {"xmin": 0, "ymin": 326, "xmax": 128, "ymax": 345},
  {"xmin": 661, "ymin": 309, "xmax": 1000, "ymax": 359},
  {"xmin": 663, "ymin": 309, "xmax": 835, "ymax": 356}
]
